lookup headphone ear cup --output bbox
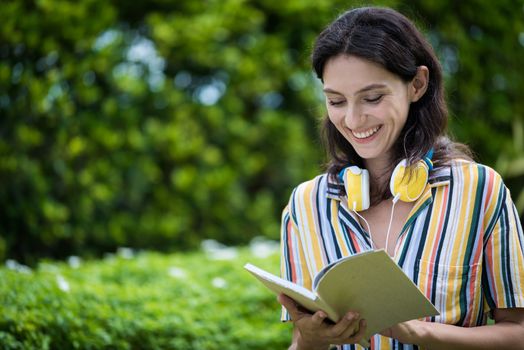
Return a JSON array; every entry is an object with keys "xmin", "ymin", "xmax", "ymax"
[
  {"xmin": 342, "ymin": 166, "xmax": 370, "ymax": 211},
  {"xmin": 390, "ymin": 159, "xmax": 429, "ymax": 202}
]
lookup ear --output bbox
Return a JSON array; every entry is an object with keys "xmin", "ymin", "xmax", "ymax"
[{"xmin": 409, "ymin": 66, "xmax": 429, "ymax": 103}]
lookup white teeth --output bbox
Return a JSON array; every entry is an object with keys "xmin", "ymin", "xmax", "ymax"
[{"xmin": 352, "ymin": 126, "xmax": 380, "ymax": 139}]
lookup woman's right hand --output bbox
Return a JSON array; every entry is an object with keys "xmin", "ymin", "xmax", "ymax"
[{"xmin": 277, "ymin": 294, "xmax": 368, "ymax": 350}]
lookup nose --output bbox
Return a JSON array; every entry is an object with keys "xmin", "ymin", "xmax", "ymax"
[{"xmin": 343, "ymin": 104, "xmax": 363, "ymax": 129}]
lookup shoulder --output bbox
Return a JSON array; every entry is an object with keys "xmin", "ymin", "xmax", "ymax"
[
  {"xmin": 449, "ymin": 159, "xmax": 505, "ymax": 189},
  {"xmin": 447, "ymin": 160, "xmax": 509, "ymax": 218},
  {"xmin": 291, "ymin": 173, "xmax": 330, "ymax": 199},
  {"xmin": 287, "ymin": 173, "xmax": 340, "ymax": 207}
]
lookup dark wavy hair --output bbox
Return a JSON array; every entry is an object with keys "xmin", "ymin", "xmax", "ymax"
[{"xmin": 312, "ymin": 7, "xmax": 472, "ymax": 201}]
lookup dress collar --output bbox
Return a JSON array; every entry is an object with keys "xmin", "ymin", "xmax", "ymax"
[{"xmin": 326, "ymin": 165, "xmax": 451, "ymax": 201}]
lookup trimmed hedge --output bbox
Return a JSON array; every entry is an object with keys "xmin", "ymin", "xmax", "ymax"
[{"xmin": 0, "ymin": 242, "xmax": 290, "ymax": 349}]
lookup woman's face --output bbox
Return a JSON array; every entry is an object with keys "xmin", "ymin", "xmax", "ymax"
[{"xmin": 323, "ymin": 55, "xmax": 419, "ymax": 165}]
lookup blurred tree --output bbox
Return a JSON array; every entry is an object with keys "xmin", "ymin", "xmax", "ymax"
[
  {"xmin": 408, "ymin": 0, "xmax": 524, "ymax": 216},
  {"xmin": 0, "ymin": 0, "xmax": 522, "ymax": 263}
]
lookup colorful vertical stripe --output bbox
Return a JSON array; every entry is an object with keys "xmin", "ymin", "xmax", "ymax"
[{"xmin": 279, "ymin": 161, "xmax": 524, "ymax": 350}]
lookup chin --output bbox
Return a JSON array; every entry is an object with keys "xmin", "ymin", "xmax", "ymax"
[{"xmin": 353, "ymin": 149, "xmax": 382, "ymax": 160}]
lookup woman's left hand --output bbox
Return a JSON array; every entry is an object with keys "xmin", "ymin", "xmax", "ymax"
[
  {"xmin": 380, "ymin": 319, "xmax": 424, "ymax": 344},
  {"xmin": 381, "ymin": 309, "xmax": 524, "ymax": 350}
]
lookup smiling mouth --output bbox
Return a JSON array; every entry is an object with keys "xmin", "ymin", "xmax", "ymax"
[{"xmin": 351, "ymin": 125, "xmax": 381, "ymax": 139}]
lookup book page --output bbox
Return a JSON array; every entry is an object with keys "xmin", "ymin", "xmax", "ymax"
[
  {"xmin": 244, "ymin": 263, "xmax": 338, "ymax": 321},
  {"xmin": 244, "ymin": 263, "xmax": 316, "ymax": 300},
  {"xmin": 312, "ymin": 250, "xmax": 375, "ymax": 290},
  {"xmin": 314, "ymin": 250, "xmax": 438, "ymax": 339}
]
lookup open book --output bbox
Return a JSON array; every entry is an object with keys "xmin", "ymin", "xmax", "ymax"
[{"xmin": 244, "ymin": 250, "xmax": 439, "ymax": 346}]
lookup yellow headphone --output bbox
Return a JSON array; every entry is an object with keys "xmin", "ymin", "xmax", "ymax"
[{"xmin": 338, "ymin": 150, "xmax": 433, "ymax": 211}]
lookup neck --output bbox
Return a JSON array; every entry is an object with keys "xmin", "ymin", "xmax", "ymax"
[
  {"xmin": 362, "ymin": 152, "xmax": 396, "ymax": 206},
  {"xmin": 363, "ymin": 154, "xmax": 394, "ymax": 189}
]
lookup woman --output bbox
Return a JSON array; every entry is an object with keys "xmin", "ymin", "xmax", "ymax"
[{"xmin": 277, "ymin": 6, "xmax": 524, "ymax": 350}]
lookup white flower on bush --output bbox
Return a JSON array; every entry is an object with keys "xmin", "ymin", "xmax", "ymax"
[
  {"xmin": 212, "ymin": 277, "xmax": 227, "ymax": 289},
  {"xmin": 56, "ymin": 275, "xmax": 70, "ymax": 292},
  {"xmin": 117, "ymin": 247, "xmax": 135, "ymax": 259},
  {"xmin": 249, "ymin": 237, "xmax": 279, "ymax": 258},
  {"xmin": 67, "ymin": 256, "xmax": 82, "ymax": 269},
  {"xmin": 201, "ymin": 239, "xmax": 238, "ymax": 260},
  {"xmin": 168, "ymin": 266, "xmax": 187, "ymax": 279},
  {"xmin": 5, "ymin": 259, "xmax": 32, "ymax": 274}
]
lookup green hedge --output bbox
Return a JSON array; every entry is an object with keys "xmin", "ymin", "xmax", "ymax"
[
  {"xmin": 0, "ymin": 242, "xmax": 290, "ymax": 349},
  {"xmin": 1, "ymin": 0, "xmax": 522, "ymax": 263}
]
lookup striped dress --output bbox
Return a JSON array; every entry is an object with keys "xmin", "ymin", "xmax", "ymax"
[{"xmin": 280, "ymin": 160, "xmax": 524, "ymax": 350}]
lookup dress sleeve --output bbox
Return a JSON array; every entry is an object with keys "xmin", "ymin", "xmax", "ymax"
[
  {"xmin": 483, "ymin": 183, "xmax": 524, "ymax": 311},
  {"xmin": 279, "ymin": 189, "xmax": 313, "ymax": 321}
]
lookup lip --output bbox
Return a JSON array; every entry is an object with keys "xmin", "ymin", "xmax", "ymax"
[{"xmin": 350, "ymin": 125, "xmax": 382, "ymax": 144}]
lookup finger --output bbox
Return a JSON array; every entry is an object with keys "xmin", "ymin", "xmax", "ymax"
[
  {"xmin": 329, "ymin": 311, "xmax": 360, "ymax": 338},
  {"xmin": 277, "ymin": 293, "xmax": 297, "ymax": 310},
  {"xmin": 277, "ymin": 294, "xmax": 304, "ymax": 320},
  {"xmin": 346, "ymin": 319, "xmax": 367, "ymax": 343},
  {"xmin": 311, "ymin": 310, "xmax": 328, "ymax": 327}
]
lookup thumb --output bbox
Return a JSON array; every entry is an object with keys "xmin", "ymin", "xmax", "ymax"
[
  {"xmin": 277, "ymin": 293, "xmax": 296, "ymax": 310},
  {"xmin": 277, "ymin": 293, "xmax": 303, "ymax": 319}
]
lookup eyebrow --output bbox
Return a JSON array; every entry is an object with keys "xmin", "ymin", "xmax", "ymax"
[{"xmin": 323, "ymin": 83, "xmax": 388, "ymax": 96}]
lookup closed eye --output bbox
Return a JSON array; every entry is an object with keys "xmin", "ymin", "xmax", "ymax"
[
  {"xmin": 328, "ymin": 100, "xmax": 345, "ymax": 106},
  {"xmin": 364, "ymin": 94, "xmax": 384, "ymax": 103}
]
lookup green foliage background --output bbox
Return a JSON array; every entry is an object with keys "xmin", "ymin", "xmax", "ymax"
[{"xmin": 1, "ymin": 0, "xmax": 523, "ymax": 263}]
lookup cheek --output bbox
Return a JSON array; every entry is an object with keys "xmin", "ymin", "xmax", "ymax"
[
  {"xmin": 329, "ymin": 115, "xmax": 347, "ymax": 136},
  {"xmin": 326, "ymin": 106, "xmax": 344, "ymax": 125},
  {"xmin": 392, "ymin": 103, "xmax": 410, "ymax": 125},
  {"xmin": 328, "ymin": 114, "xmax": 347, "ymax": 137},
  {"xmin": 372, "ymin": 102, "xmax": 407, "ymax": 124},
  {"xmin": 389, "ymin": 95, "xmax": 411, "ymax": 121}
]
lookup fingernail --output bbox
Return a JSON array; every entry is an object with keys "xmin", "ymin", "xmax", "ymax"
[{"xmin": 346, "ymin": 312, "xmax": 358, "ymax": 320}]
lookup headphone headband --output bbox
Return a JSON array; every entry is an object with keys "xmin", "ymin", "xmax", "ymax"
[{"xmin": 423, "ymin": 148, "xmax": 434, "ymax": 171}]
